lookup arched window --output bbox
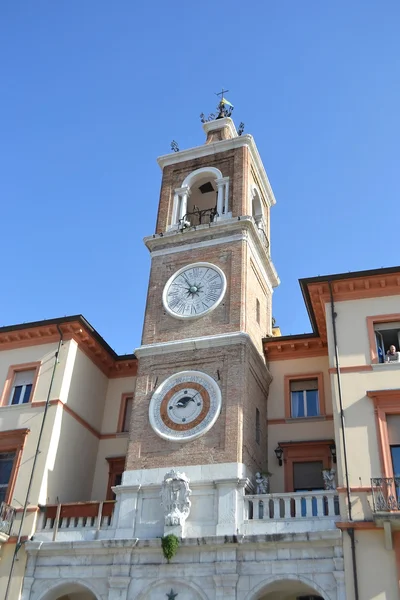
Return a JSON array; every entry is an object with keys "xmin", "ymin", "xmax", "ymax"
[
  {"xmin": 251, "ymin": 185, "xmax": 269, "ymax": 252},
  {"xmin": 172, "ymin": 167, "xmax": 229, "ymax": 227},
  {"xmin": 251, "ymin": 185, "xmax": 264, "ymax": 228}
]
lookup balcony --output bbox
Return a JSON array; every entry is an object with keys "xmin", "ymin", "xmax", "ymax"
[
  {"xmin": 371, "ymin": 477, "xmax": 400, "ymax": 519},
  {"xmin": 33, "ymin": 490, "xmax": 340, "ymax": 543},
  {"xmin": 0, "ymin": 502, "xmax": 16, "ymax": 542},
  {"xmin": 243, "ymin": 491, "xmax": 340, "ymax": 535},
  {"xmin": 35, "ymin": 501, "xmax": 115, "ymax": 542},
  {"xmin": 179, "ymin": 207, "xmax": 217, "ymax": 228}
]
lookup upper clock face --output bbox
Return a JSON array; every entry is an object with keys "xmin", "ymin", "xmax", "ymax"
[
  {"xmin": 149, "ymin": 370, "xmax": 222, "ymax": 442},
  {"xmin": 162, "ymin": 262, "xmax": 226, "ymax": 319}
]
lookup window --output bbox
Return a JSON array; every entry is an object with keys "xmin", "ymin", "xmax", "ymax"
[
  {"xmin": 367, "ymin": 315, "xmax": 400, "ymax": 364},
  {"xmin": 279, "ymin": 439, "xmax": 333, "ymax": 493},
  {"xmin": 374, "ymin": 321, "xmax": 400, "ymax": 363},
  {"xmin": 256, "ymin": 298, "xmax": 260, "ymax": 325},
  {"xmin": 9, "ymin": 370, "xmax": 35, "ymax": 405},
  {"xmin": 0, "ymin": 362, "xmax": 40, "ymax": 407},
  {"xmin": 293, "ymin": 461, "xmax": 324, "ymax": 491},
  {"xmin": 0, "ymin": 452, "xmax": 16, "ymax": 503},
  {"xmin": 106, "ymin": 457, "xmax": 125, "ymax": 500},
  {"xmin": 256, "ymin": 408, "xmax": 260, "ymax": 445},
  {"xmin": 0, "ymin": 429, "xmax": 29, "ymax": 504},
  {"xmin": 367, "ymin": 390, "xmax": 400, "ymax": 478},
  {"xmin": 290, "ymin": 379, "xmax": 319, "ymax": 418},
  {"xmin": 118, "ymin": 394, "xmax": 133, "ymax": 433},
  {"xmin": 284, "ymin": 373, "xmax": 325, "ymax": 420}
]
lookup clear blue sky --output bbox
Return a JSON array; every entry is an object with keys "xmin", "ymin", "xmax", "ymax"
[{"xmin": 1, "ymin": 2, "xmax": 399, "ymax": 354}]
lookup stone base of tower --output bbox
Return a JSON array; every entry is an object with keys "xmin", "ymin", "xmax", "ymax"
[
  {"xmin": 23, "ymin": 532, "xmax": 345, "ymax": 600},
  {"xmin": 113, "ymin": 462, "xmax": 250, "ymax": 539}
]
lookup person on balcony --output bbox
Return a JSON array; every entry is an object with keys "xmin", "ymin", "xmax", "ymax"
[{"xmin": 386, "ymin": 345, "xmax": 400, "ymax": 363}]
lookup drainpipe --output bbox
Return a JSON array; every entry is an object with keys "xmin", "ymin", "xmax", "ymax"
[
  {"xmin": 328, "ymin": 281, "xmax": 359, "ymax": 600},
  {"xmin": 4, "ymin": 326, "xmax": 63, "ymax": 600}
]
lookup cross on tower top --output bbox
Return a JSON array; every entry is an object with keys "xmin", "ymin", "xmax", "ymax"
[{"xmin": 215, "ymin": 88, "xmax": 229, "ymax": 100}]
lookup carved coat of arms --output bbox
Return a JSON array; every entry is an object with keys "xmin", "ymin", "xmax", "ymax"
[{"xmin": 160, "ymin": 469, "xmax": 192, "ymax": 526}]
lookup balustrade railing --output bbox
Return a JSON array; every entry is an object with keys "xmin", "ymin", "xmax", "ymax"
[
  {"xmin": 245, "ymin": 491, "xmax": 339, "ymax": 521},
  {"xmin": 0, "ymin": 502, "xmax": 16, "ymax": 536},
  {"xmin": 371, "ymin": 477, "xmax": 400, "ymax": 512},
  {"xmin": 179, "ymin": 207, "xmax": 218, "ymax": 228},
  {"xmin": 38, "ymin": 501, "xmax": 115, "ymax": 538}
]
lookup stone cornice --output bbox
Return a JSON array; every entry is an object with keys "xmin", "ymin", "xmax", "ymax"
[
  {"xmin": 135, "ymin": 331, "xmax": 256, "ymax": 358},
  {"xmin": 157, "ymin": 134, "xmax": 276, "ymax": 208},
  {"xmin": 0, "ymin": 318, "xmax": 137, "ymax": 379},
  {"xmin": 144, "ymin": 216, "xmax": 279, "ymax": 290},
  {"xmin": 25, "ymin": 529, "xmax": 342, "ymax": 556}
]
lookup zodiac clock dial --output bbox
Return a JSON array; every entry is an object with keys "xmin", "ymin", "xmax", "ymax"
[
  {"xmin": 149, "ymin": 370, "xmax": 222, "ymax": 442},
  {"xmin": 162, "ymin": 262, "xmax": 226, "ymax": 319}
]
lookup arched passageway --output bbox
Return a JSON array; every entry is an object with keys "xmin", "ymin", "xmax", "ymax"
[
  {"xmin": 38, "ymin": 582, "xmax": 98, "ymax": 600},
  {"xmin": 253, "ymin": 578, "xmax": 327, "ymax": 600}
]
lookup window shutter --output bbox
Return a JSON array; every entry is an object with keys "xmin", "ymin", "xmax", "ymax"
[
  {"xmin": 13, "ymin": 370, "xmax": 35, "ymax": 387},
  {"xmin": 290, "ymin": 379, "xmax": 318, "ymax": 392},
  {"xmin": 387, "ymin": 415, "xmax": 400, "ymax": 445},
  {"xmin": 293, "ymin": 461, "xmax": 324, "ymax": 490}
]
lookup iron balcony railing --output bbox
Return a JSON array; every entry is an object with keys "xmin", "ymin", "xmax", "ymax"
[
  {"xmin": 371, "ymin": 477, "xmax": 400, "ymax": 512},
  {"xmin": 179, "ymin": 207, "xmax": 218, "ymax": 228},
  {"xmin": 0, "ymin": 501, "xmax": 16, "ymax": 536}
]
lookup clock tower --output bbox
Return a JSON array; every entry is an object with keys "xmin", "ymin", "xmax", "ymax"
[{"xmin": 115, "ymin": 108, "xmax": 280, "ymax": 538}]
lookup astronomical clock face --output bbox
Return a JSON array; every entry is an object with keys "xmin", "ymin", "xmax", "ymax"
[
  {"xmin": 149, "ymin": 370, "xmax": 222, "ymax": 442},
  {"xmin": 162, "ymin": 262, "xmax": 226, "ymax": 319}
]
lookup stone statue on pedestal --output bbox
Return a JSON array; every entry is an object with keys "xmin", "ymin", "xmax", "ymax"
[
  {"xmin": 255, "ymin": 472, "xmax": 270, "ymax": 495},
  {"xmin": 322, "ymin": 468, "xmax": 336, "ymax": 490}
]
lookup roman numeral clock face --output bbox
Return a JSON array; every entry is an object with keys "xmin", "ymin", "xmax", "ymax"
[{"xmin": 162, "ymin": 262, "xmax": 226, "ymax": 319}]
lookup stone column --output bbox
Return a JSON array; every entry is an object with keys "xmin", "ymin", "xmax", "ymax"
[
  {"xmin": 20, "ymin": 545, "xmax": 37, "ymax": 600},
  {"xmin": 215, "ymin": 177, "xmax": 230, "ymax": 216},
  {"xmin": 172, "ymin": 186, "xmax": 190, "ymax": 224},
  {"xmin": 216, "ymin": 178, "xmax": 225, "ymax": 216},
  {"xmin": 213, "ymin": 574, "xmax": 239, "ymax": 600},
  {"xmin": 215, "ymin": 478, "xmax": 247, "ymax": 536},
  {"xmin": 333, "ymin": 570, "xmax": 346, "ymax": 600},
  {"xmin": 108, "ymin": 577, "xmax": 130, "ymax": 600},
  {"xmin": 112, "ymin": 484, "xmax": 140, "ymax": 539}
]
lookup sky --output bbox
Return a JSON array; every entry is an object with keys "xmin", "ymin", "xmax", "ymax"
[{"xmin": 1, "ymin": 1, "xmax": 399, "ymax": 354}]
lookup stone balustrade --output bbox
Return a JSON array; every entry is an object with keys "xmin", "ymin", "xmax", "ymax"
[
  {"xmin": 243, "ymin": 491, "xmax": 340, "ymax": 535},
  {"xmin": 33, "ymin": 490, "xmax": 340, "ymax": 542},
  {"xmin": 35, "ymin": 501, "xmax": 115, "ymax": 541}
]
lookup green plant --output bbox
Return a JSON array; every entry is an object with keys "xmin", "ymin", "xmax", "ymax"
[{"xmin": 161, "ymin": 534, "xmax": 179, "ymax": 562}]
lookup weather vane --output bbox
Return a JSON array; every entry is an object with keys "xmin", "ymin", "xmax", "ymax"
[{"xmin": 200, "ymin": 88, "xmax": 235, "ymax": 123}]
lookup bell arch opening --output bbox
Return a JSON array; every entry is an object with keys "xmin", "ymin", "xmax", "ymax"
[{"xmin": 172, "ymin": 167, "xmax": 229, "ymax": 227}]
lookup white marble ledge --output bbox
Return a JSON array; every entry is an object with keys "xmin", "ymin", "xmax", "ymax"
[
  {"xmin": 26, "ymin": 529, "xmax": 342, "ymax": 557},
  {"xmin": 122, "ymin": 463, "xmax": 249, "ymax": 486},
  {"xmin": 371, "ymin": 362, "xmax": 400, "ymax": 371}
]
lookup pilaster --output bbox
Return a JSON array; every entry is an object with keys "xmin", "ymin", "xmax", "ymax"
[{"xmin": 213, "ymin": 574, "xmax": 239, "ymax": 600}]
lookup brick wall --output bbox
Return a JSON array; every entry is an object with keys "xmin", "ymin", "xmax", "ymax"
[{"xmin": 126, "ymin": 341, "xmax": 271, "ymax": 473}]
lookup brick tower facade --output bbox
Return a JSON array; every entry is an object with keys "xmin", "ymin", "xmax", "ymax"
[
  {"xmin": 125, "ymin": 116, "xmax": 278, "ymax": 473},
  {"xmin": 114, "ymin": 115, "xmax": 280, "ymax": 538}
]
